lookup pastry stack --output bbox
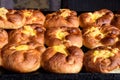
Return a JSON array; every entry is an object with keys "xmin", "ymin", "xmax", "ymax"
[
  {"xmin": 0, "ymin": 7, "xmax": 84, "ymax": 73},
  {"xmin": 0, "ymin": 7, "xmax": 46, "ymax": 73},
  {"xmin": 79, "ymin": 9, "xmax": 120, "ymax": 73},
  {"xmin": 1, "ymin": 7, "xmax": 120, "ymax": 73},
  {"xmin": 42, "ymin": 9, "xmax": 84, "ymax": 73}
]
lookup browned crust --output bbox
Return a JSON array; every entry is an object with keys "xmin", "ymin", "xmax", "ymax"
[
  {"xmin": 84, "ymin": 47, "xmax": 120, "ymax": 73},
  {"xmin": 1, "ymin": 42, "xmax": 46, "ymax": 73},
  {"xmin": 21, "ymin": 10, "xmax": 45, "ymax": 25},
  {"xmin": 41, "ymin": 46, "xmax": 84, "ymax": 73},
  {"xmin": 83, "ymin": 25, "xmax": 120, "ymax": 49},
  {"xmin": 79, "ymin": 9, "xmax": 114, "ymax": 28},
  {"xmin": 45, "ymin": 26, "xmax": 83, "ymax": 48},
  {"xmin": 0, "ymin": 8, "xmax": 45, "ymax": 29},
  {"xmin": 8, "ymin": 24, "xmax": 45, "ymax": 45},
  {"xmin": 0, "ymin": 50, "xmax": 2, "ymax": 66},
  {"xmin": 0, "ymin": 29, "xmax": 8, "ymax": 48},
  {"xmin": 0, "ymin": 9, "xmax": 26, "ymax": 29},
  {"xmin": 44, "ymin": 9, "xmax": 79, "ymax": 28},
  {"xmin": 111, "ymin": 14, "xmax": 120, "ymax": 29}
]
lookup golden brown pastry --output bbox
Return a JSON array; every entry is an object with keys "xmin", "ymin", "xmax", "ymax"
[
  {"xmin": 83, "ymin": 25, "xmax": 120, "ymax": 49},
  {"xmin": 0, "ymin": 23, "xmax": 8, "ymax": 67},
  {"xmin": 1, "ymin": 42, "xmax": 46, "ymax": 73},
  {"xmin": 0, "ymin": 8, "xmax": 26, "ymax": 29},
  {"xmin": 0, "ymin": 8, "xmax": 45, "ymax": 29},
  {"xmin": 84, "ymin": 46, "xmax": 120, "ymax": 73},
  {"xmin": 45, "ymin": 26, "xmax": 83, "ymax": 48},
  {"xmin": 0, "ymin": 29, "xmax": 8, "ymax": 48},
  {"xmin": 41, "ymin": 45, "xmax": 84, "ymax": 73},
  {"xmin": 111, "ymin": 14, "xmax": 120, "ymax": 29},
  {"xmin": 0, "ymin": 29, "xmax": 8, "ymax": 66},
  {"xmin": 8, "ymin": 24, "xmax": 45, "ymax": 45},
  {"xmin": 79, "ymin": 9, "xmax": 114, "ymax": 28},
  {"xmin": 44, "ymin": 9, "xmax": 79, "ymax": 28},
  {"xmin": 112, "ymin": 37, "xmax": 120, "ymax": 49},
  {"xmin": 0, "ymin": 50, "xmax": 2, "ymax": 66},
  {"xmin": 22, "ymin": 9, "xmax": 45, "ymax": 25}
]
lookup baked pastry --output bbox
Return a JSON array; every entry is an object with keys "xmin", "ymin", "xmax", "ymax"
[
  {"xmin": 8, "ymin": 24, "xmax": 45, "ymax": 45},
  {"xmin": 84, "ymin": 46, "xmax": 120, "ymax": 73},
  {"xmin": 22, "ymin": 9, "xmax": 45, "ymax": 25},
  {"xmin": 41, "ymin": 45, "xmax": 84, "ymax": 73},
  {"xmin": 0, "ymin": 7, "xmax": 26, "ymax": 29},
  {"xmin": 0, "ymin": 8, "xmax": 45, "ymax": 29},
  {"xmin": 1, "ymin": 42, "xmax": 46, "ymax": 73},
  {"xmin": 44, "ymin": 9, "xmax": 79, "ymax": 28},
  {"xmin": 0, "ymin": 29, "xmax": 8, "ymax": 66},
  {"xmin": 112, "ymin": 38, "xmax": 120, "ymax": 49},
  {"xmin": 0, "ymin": 50, "xmax": 2, "ymax": 66},
  {"xmin": 45, "ymin": 26, "xmax": 83, "ymax": 48},
  {"xmin": 111, "ymin": 14, "xmax": 120, "ymax": 29},
  {"xmin": 83, "ymin": 25, "xmax": 120, "ymax": 49},
  {"xmin": 0, "ymin": 29, "xmax": 8, "ymax": 48},
  {"xmin": 79, "ymin": 9, "xmax": 114, "ymax": 28}
]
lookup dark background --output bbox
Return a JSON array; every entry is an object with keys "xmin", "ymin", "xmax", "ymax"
[
  {"xmin": 1, "ymin": 0, "xmax": 120, "ymax": 11},
  {"xmin": 61, "ymin": 0, "xmax": 120, "ymax": 11}
]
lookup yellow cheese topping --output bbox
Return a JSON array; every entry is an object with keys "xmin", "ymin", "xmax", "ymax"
[
  {"xmin": 85, "ymin": 27, "xmax": 104, "ymax": 38},
  {"xmin": 23, "ymin": 10, "xmax": 32, "ymax": 17},
  {"xmin": 53, "ymin": 45, "xmax": 68, "ymax": 55},
  {"xmin": 59, "ymin": 9, "xmax": 71, "ymax": 18},
  {"xmin": 0, "ymin": 7, "xmax": 8, "ymax": 20},
  {"xmin": 31, "ymin": 17, "xmax": 37, "ymax": 22},
  {"xmin": 92, "ymin": 13, "xmax": 103, "ymax": 22},
  {"xmin": 56, "ymin": 30, "xmax": 68, "ymax": 40},
  {"xmin": 85, "ymin": 13, "xmax": 93, "ymax": 23},
  {"xmin": 22, "ymin": 25, "xmax": 36, "ymax": 36},
  {"xmin": 85, "ymin": 12, "xmax": 103, "ymax": 23},
  {"xmin": 93, "ymin": 48, "xmax": 119, "ymax": 62},
  {"xmin": 10, "ymin": 45, "xmax": 29, "ymax": 51}
]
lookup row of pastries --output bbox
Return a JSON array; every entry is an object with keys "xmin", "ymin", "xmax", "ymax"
[{"xmin": 0, "ymin": 7, "xmax": 120, "ymax": 73}]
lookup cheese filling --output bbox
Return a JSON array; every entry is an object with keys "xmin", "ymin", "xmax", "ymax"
[
  {"xmin": 93, "ymin": 48, "xmax": 119, "ymax": 62},
  {"xmin": 22, "ymin": 25, "xmax": 36, "ymax": 36},
  {"xmin": 31, "ymin": 17, "xmax": 37, "ymax": 22},
  {"xmin": 23, "ymin": 10, "xmax": 32, "ymax": 17},
  {"xmin": 56, "ymin": 30, "xmax": 68, "ymax": 40},
  {"xmin": 59, "ymin": 9, "xmax": 71, "ymax": 18},
  {"xmin": 10, "ymin": 45, "xmax": 29, "ymax": 51},
  {"xmin": 0, "ymin": 7, "xmax": 8, "ymax": 20},
  {"xmin": 53, "ymin": 45, "xmax": 68, "ymax": 55},
  {"xmin": 85, "ymin": 27, "xmax": 104, "ymax": 38},
  {"xmin": 92, "ymin": 13, "xmax": 103, "ymax": 22}
]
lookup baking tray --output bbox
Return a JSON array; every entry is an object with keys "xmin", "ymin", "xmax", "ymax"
[{"xmin": 1, "ymin": 68, "xmax": 120, "ymax": 80}]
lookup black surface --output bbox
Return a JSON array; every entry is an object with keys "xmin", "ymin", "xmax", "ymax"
[{"xmin": 1, "ymin": 71, "xmax": 120, "ymax": 80}]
